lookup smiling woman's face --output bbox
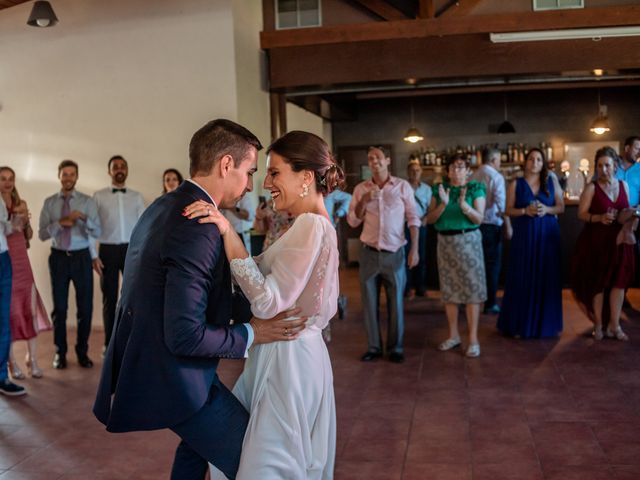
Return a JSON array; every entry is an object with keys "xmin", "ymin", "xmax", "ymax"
[{"xmin": 263, "ymin": 152, "xmax": 307, "ymax": 212}]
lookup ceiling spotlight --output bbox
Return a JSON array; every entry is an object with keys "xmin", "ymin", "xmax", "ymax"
[{"xmin": 27, "ymin": 1, "xmax": 58, "ymax": 28}]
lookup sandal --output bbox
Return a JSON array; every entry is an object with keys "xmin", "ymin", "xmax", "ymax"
[
  {"xmin": 465, "ymin": 343, "xmax": 481, "ymax": 358},
  {"xmin": 593, "ymin": 326, "xmax": 604, "ymax": 341},
  {"xmin": 606, "ymin": 326, "xmax": 629, "ymax": 341},
  {"xmin": 25, "ymin": 357, "xmax": 43, "ymax": 379},
  {"xmin": 8, "ymin": 361, "xmax": 25, "ymax": 380},
  {"xmin": 438, "ymin": 337, "xmax": 461, "ymax": 351}
]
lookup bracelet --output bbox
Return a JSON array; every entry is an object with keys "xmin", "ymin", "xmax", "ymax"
[
  {"xmin": 589, "ymin": 214, "xmax": 593, "ymax": 223},
  {"xmin": 521, "ymin": 208, "xmax": 525, "ymax": 216}
]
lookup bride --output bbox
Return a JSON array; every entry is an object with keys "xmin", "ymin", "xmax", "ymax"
[{"xmin": 185, "ymin": 130, "xmax": 343, "ymax": 479}]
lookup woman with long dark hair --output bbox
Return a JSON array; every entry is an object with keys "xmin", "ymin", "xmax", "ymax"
[
  {"xmin": 185, "ymin": 131, "xmax": 344, "ymax": 479},
  {"xmin": 571, "ymin": 147, "xmax": 634, "ymax": 340},
  {"xmin": 0, "ymin": 167, "xmax": 50, "ymax": 379},
  {"xmin": 162, "ymin": 168, "xmax": 184, "ymax": 194},
  {"xmin": 498, "ymin": 148, "xmax": 564, "ymax": 338}
]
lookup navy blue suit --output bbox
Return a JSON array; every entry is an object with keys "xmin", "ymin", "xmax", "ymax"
[{"xmin": 94, "ymin": 181, "xmax": 250, "ymax": 479}]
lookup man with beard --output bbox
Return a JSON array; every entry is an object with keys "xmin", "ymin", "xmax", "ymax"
[
  {"xmin": 39, "ymin": 160, "xmax": 101, "ymax": 369},
  {"xmin": 92, "ymin": 155, "xmax": 145, "ymax": 352}
]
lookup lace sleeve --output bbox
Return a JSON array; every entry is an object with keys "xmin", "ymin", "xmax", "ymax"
[{"xmin": 229, "ymin": 214, "xmax": 324, "ymax": 319}]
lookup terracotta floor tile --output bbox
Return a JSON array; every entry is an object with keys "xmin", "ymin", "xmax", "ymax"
[
  {"xmin": 334, "ymin": 460, "xmax": 403, "ymax": 480},
  {"xmin": 471, "ymin": 462, "xmax": 544, "ymax": 480},
  {"xmin": 402, "ymin": 463, "xmax": 472, "ymax": 480},
  {"xmin": 533, "ymin": 424, "xmax": 607, "ymax": 466},
  {"xmin": 405, "ymin": 438, "xmax": 471, "ymax": 465},
  {"xmin": 3, "ymin": 272, "xmax": 640, "ymax": 478},
  {"xmin": 542, "ymin": 465, "xmax": 616, "ymax": 480}
]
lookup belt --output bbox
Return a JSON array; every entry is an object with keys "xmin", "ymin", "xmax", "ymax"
[
  {"xmin": 364, "ymin": 244, "xmax": 395, "ymax": 254},
  {"xmin": 52, "ymin": 247, "xmax": 90, "ymax": 257},
  {"xmin": 438, "ymin": 228, "xmax": 479, "ymax": 236}
]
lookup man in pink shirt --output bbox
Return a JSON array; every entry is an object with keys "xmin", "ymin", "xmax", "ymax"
[{"xmin": 348, "ymin": 146, "xmax": 420, "ymax": 363}]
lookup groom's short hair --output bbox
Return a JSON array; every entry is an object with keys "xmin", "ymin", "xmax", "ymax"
[{"xmin": 189, "ymin": 119, "xmax": 262, "ymax": 177}]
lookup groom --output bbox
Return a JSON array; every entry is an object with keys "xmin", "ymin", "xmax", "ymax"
[{"xmin": 93, "ymin": 119, "xmax": 306, "ymax": 479}]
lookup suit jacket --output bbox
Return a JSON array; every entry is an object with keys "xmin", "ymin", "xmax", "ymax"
[{"xmin": 93, "ymin": 181, "xmax": 249, "ymax": 432}]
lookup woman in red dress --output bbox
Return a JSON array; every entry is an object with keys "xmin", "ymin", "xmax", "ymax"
[
  {"xmin": 0, "ymin": 167, "xmax": 51, "ymax": 378},
  {"xmin": 571, "ymin": 147, "xmax": 636, "ymax": 341}
]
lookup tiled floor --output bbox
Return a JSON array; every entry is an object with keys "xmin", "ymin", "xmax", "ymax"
[{"xmin": 1, "ymin": 267, "xmax": 639, "ymax": 479}]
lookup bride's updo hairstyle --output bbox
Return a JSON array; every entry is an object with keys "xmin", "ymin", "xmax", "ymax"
[{"xmin": 267, "ymin": 131, "xmax": 345, "ymax": 196}]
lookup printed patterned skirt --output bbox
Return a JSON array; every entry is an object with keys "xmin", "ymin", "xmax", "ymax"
[{"xmin": 437, "ymin": 229, "xmax": 487, "ymax": 304}]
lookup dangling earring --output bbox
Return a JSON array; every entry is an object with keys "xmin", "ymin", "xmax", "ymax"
[{"xmin": 299, "ymin": 183, "xmax": 309, "ymax": 198}]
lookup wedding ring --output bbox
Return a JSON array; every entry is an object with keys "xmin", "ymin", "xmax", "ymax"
[
  {"xmin": 284, "ymin": 327, "xmax": 290, "ymax": 336},
  {"xmin": 206, "ymin": 208, "xmax": 212, "ymax": 216}
]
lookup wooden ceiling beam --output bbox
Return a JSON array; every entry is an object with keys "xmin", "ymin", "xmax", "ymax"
[
  {"xmin": 0, "ymin": 0, "xmax": 30, "ymax": 9},
  {"xmin": 261, "ymin": 5, "xmax": 640, "ymax": 48},
  {"xmin": 350, "ymin": 0, "xmax": 409, "ymax": 21},
  {"xmin": 268, "ymin": 35, "xmax": 640, "ymax": 89},
  {"xmin": 417, "ymin": 0, "xmax": 435, "ymax": 19},
  {"xmin": 437, "ymin": 0, "xmax": 485, "ymax": 18}
]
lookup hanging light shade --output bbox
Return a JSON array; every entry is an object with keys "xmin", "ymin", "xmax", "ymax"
[
  {"xmin": 590, "ymin": 113, "xmax": 610, "ymax": 135},
  {"xmin": 403, "ymin": 102, "xmax": 424, "ymax": 144},
  {"xmin": 497, "ymin": 120, "xmax": 516, "ymax": 134},
  {"xmin": 403, "ymin": 127, "xmax": 424, "ymax": 143},
  {"xmin": 497, "ymin": 93, "xmax": 516, "ymax": 134},
  {"xmin": 27, "ymin": 1, "xmax": 58, "ymax": 28},
  {"xmin": 589, "ymin": 91, "xmax": 610, "ymax": 135}
]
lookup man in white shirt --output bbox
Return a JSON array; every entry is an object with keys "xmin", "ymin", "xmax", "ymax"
[
  {"xmin": 92, "ymin": 155, "xmax": 145, "ymax": 351},
  {"xmin": 222, "ymin": 193, "xmax": 257, "ymax": 255},
  {"xmin": 471, "ymin": 148, "xmax": 509, "ymax": 315}
]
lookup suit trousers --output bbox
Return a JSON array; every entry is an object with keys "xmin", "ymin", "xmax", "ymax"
[
  {"xmin": 49, "ymin": 248, "xmax": 93, "ymax": 357},
  {"xmin": 480, "ymin": 224, "xmax": 503, "ymax": 308},
  {"xmin": 99, "ymin": 243, "xmax": 128, "ymax": 347},
  {"xmin": 170, "ymin": 376, "xmax": 249, "ymax": 480},
  {"xmin": 404, "ymin": 225, "xmax": 428, "ymax": 294},
  {"xmin": 359, "ymin": 245, "xmax": 406, "ymax": 354},
  {"xmin": 0, "ymin": 252, "xmax": 12, "ymax": 381}
]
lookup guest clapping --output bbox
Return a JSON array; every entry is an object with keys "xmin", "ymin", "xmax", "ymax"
[
  {"xmin": 427, "ymin": 154, "xmax": 486, "ymax": 358},
  {"xmin": 162, "ymin": 168, "xmax": 184, "ymax": 194},
  {"xmin": 498, "ymin": 148, "xmax": 564, "ymax": 338},
  {"xmin": 0, "ymin": 167, "xmax": 50, "ymax": 380},
  {"xmin": 572, "ymin": 147, "xmax": 634, "ymax": 341}
]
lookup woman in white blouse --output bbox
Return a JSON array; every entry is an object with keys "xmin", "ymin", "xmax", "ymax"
[{"xmin": 185, "ymin": 130, "xmax": 344, "ymax": 479}]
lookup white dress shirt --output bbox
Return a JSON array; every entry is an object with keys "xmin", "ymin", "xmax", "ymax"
[
  {"xmin": 223, "ymin": 194, "xmax": 257, "ymax": 234},
  {"xmin": 93, "ymin": 186, "xmax": 145, "ymax": 244},
  {"xmin": 471, "ymin": 164, "xmax": 506, "ymax": 227}
]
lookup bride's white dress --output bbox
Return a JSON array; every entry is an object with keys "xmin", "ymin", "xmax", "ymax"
[{"xmin": 212, "ymin": 212, "xmax": 338, "ymax": 480}]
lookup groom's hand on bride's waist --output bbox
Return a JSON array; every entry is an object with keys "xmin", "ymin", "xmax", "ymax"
[{"xmin": 250, "ymin": 308, "xmax": 307, "ymax": 344}]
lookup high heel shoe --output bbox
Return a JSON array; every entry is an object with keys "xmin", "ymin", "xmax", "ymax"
[
  {"xmin": 592, "ymin": 326, "xmax": 604, "ymax": 341},
  {"xmin": 8, "ymin": 361, "xmax": 25, "ymax": 380},
  {"xmin": 606, "ymin": 326, "xmax": 629, "ymax": 341},
  {"xmin": 25, "ymin": 357, "xmax": 43, "ymax": 378}
]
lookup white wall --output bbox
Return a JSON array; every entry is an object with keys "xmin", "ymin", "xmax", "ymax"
[
  {"xmin": 0, "ymin": 0, "xmax": 240, "ymax": 326},
  {"xmin": 0, "ymin": 0, "xmax": 331, "ymax": 334}
]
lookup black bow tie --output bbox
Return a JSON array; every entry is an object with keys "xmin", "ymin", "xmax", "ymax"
[{"xmin": 112, "ymin": 188, "xmax": 127, "ymax": 194}]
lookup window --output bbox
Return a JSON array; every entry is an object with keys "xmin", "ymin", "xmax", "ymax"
[
  {"xmin": 533, "ymin": 0, "xmax": 583, "ymax": 10},
  {"xmin": 276, "ymin": 0, "xmax": 321, "ymax": 29}
]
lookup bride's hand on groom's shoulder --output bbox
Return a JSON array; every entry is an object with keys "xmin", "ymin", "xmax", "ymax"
[
  {"xmin": 250, "ymin": 308, "xmax": 307, "ymax": 344},
  {"xmin": 183, "ymin": 200, "xmax": 230, "ymax": 235}
]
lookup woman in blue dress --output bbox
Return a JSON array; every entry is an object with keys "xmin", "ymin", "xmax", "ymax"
[{"xmin": 498, "ymin": 148, "xmax": 565, "ymax": 338}]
